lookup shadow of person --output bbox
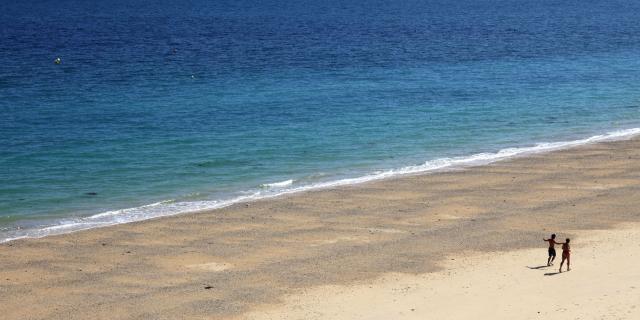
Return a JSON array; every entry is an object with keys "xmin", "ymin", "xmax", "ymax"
[
  {"xmin": 527, "ymin": 265, "xmax": 549, "ymax": 270},
  {"xmin": 544, "ymin": 272, "xmax": 561, "ymax": 276}
]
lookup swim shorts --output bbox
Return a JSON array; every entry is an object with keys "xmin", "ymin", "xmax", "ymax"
[{"xmin": 548, "ymin": 247, "xmax": 556, "ymax": 257}]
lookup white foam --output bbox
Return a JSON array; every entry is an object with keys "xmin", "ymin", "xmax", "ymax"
[
  {"xmin": 2, "ymin": 127, "xmax": 639, "ymax": 243},
  {"xmin": 260, "ymin": 179, "xmax": 294, "ymax": 188}
]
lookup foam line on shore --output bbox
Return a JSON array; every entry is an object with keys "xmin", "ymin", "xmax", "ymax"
[{"xmin": 2, "ymin": 127, "xmax": 639, "ymax": 243}]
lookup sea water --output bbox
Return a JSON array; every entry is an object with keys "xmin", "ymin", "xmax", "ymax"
[{"xmin": 1, "ymin": 0, "xmax": 640, "ymax": 241}]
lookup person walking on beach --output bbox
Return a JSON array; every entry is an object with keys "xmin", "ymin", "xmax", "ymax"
[
  {"xmin": 543, "ymin": 234, "xmax": 560, "ymax": 266},
  {"xmin": 559, "ymin": 238, "xmax": 571, "ymax": 272}
]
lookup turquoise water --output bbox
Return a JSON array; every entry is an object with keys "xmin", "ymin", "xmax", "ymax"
[{"xmin": 1, "ymin": 0, "xmax": 640, "ymax": 241}]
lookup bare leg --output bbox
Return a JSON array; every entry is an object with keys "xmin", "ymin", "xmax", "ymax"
[
  {"xmin": 567, "ymin": 256, "xmax": 570, "ymax": 271},
  {"xmin": 547, "ymin": 255, "xmax": 552, "ymax": 266},
  {"xmin": 550, "ymin": 255, "xmax": 556, "ymax": 265},
  {"xmin": 559, "ymin": 257, "xmax": 565, "ymax": 272}
]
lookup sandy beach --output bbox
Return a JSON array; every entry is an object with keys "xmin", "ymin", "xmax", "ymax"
[
  {"xmin": 246, "ymin": 225, "xmax": 640, "ymax": 320},
  {"xmin": 2, "ymin": 137, "xmax": 640, "ymax": 319}
]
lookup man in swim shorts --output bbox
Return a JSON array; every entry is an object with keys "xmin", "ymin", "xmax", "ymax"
[{"xmin": 543, "ymin": 234, "xmax": 559, "ymax": 266}]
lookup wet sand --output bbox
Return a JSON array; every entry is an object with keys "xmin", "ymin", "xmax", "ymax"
[{"xmin": 1, "ymin": 137, "xmax": 640, "ymax": 319}]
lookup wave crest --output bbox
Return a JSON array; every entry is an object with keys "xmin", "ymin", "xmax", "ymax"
[{"xmin": 260, "ymin": 179, "xmax": 294, "ymax": 188}]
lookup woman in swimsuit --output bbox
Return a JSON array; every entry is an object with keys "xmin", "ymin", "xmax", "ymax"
[{"xmin": 558, "ymin": 238, "xmax": 571, "ymax": 272}]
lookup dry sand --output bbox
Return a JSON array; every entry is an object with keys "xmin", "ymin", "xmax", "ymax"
[
  {"xmin": 246, "ymin": 225, "xmax": 640, "ymax": 320},
  {"xmin": 1, "ymin": 137, "xmax": 640, "ymax": 319}
]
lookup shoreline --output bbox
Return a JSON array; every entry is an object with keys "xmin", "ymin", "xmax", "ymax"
[
  {"xmin": 2, "ymin": 136, "xmax": 640, "ymax": 319},
  {"xmin": 3, "ymin": 127, "xmax": 640, "ymax": 243}
]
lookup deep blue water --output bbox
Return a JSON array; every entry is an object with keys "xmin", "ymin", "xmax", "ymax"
[{"xmin": 1, "ymin": 0, "xmax": 640, "ymax": 240}]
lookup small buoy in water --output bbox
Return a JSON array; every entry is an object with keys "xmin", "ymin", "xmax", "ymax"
[
  {"xmin": 191, "ymin": 74, "xmax": 195, "ymax": 79},
  {"xmin": 54, "ymin": 57, "xmax": 61, "ymax": 64}
]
